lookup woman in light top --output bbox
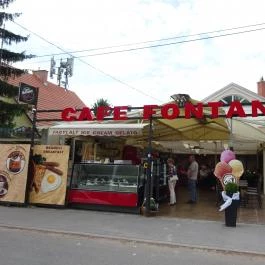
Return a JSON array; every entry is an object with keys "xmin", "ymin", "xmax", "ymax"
[{"xmin": 167, "ymin": 158, "xmax": 177, "ymax": 206}]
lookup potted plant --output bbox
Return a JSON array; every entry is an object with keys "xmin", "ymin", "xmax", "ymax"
[
  {"xmin": 140, "ymin": 197, "xmax": 159, "ymax": 216},
  {"xmin": 223, "ymin": 182, "xmax": 240, "ymax": 227},
  {"xmin": 225, "ymin": 182, "xmax": 239, "ymax": 196}
]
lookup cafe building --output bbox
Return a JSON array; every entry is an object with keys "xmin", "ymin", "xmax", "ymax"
[
  {"xmin": 2, "ymin": 72, "xmax": 264, "ymax": 223},
  {"xmin": 44, "ymin": 86, "xmax": 265, "ymax": 222}
]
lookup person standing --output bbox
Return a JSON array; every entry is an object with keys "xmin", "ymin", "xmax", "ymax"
[
  {"xmin": 167, "ymin": 158, "xmax": 177, "ymax": 206},
  {"xmin": 187, "ymin": 155, "xmax": 199, "ymax": 204}
]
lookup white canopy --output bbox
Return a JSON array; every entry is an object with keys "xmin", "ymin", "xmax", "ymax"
[
  {"xmin": 48, "ymin": 123, "xmax": 147, "ymax": 137},
  {"xmin": 48, "ymin": 115, "xmax": 265, "ymax": 154},
  {"xmin": 229, "ymin": 118, "xmax": 265, "ymax": 142}
]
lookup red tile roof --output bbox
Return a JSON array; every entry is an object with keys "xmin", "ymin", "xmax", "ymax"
[{"xmin": 8, "ymin": 71, "xmax": 87, "ymax": 127}]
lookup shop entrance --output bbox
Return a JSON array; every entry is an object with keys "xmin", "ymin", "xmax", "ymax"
[
  {"xmin": 157, "ymin": 186, "xmax": 265, "ymax": 224},
  {"xmin": 152, "ymin": 154, "xmax": 265, "ymax": 224},
  {"xmin": 62, "ymin": 133, "xmax": 265, "ymax": 223}
]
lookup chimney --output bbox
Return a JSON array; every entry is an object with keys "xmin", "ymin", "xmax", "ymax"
[
  {"xmin": 33, "ymin": 70, "xmax": 48, "ymax": 83},
  {"xmin": 257, "ymin": 76, "xmax": 265, "ymax": 97}
]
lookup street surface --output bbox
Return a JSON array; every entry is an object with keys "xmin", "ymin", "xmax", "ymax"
[{"xmin": 0, "ymin": 227, "xmax": 264, "ymax": 265}]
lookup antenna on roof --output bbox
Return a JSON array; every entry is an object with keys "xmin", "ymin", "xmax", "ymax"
[
  {"xmin": 50, "ymin": 57, "xmax": 56, "ymax": 79},
  {"xmin": 49, "ymin": 57, "xmax": 74, "ymax": 90},
  {"xmin": 66, "ymin": 57, "xmax": 74, "ymax": 77}
]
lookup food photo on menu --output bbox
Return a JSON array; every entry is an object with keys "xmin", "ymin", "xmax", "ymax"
[
  {"xmin": 0, "ymin": 171, "xmax": 10, "ymax": 198},
  {"xmin": 6, "ymin": 150, "xmax": 26, "ymax": 174},
  {"xmin": 30, "ymin": 154, "xmax": 63, "ymax": 194},
  {"xmin": 0, "ymin": 144, "xmax": 30, "ymax": 204},
  {"xmin": 28, "ymin": 145, "xmax": 69, "ymax": 206}
]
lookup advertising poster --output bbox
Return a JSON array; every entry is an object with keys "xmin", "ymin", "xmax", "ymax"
[
  {"xmin": 29, "ymin": 145, "xmax": 70, "ymax": 205},
  {"xmin": 0, "ymin": 144, "xmax": 30, "ymax": 204}
]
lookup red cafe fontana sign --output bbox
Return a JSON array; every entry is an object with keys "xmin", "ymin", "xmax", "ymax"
[{"xmin": 61, "ymin": 100, "xmax": 265, "ymax": 121}]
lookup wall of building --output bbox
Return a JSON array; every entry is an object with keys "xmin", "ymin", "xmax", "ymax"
[{"xmin": 41, "ymin": 129, "xmax": 60, "ymax": 145}]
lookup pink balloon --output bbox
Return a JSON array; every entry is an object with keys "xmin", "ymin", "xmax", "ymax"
[
  {"xmin": 214, "ymin": 161, "xmax": 232, "ymax": 179},
  {"xmin": 220, "ymin": 150, "xmax": 236, "ymax": 163}
]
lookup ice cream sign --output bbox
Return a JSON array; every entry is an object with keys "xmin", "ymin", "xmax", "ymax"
[
  {"xmin": 214, "ymin": 150, "xmax": 244, "ymax": 189},
  {"xmin": 49, "ymin": 124, "xmax": 145, "ymax": 136},
  {"xmin": 49, "ymin": 129, "xmax": 140, "ymax": 136}
]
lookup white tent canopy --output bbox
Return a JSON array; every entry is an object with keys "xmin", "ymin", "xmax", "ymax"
[
  {"xmin": 228, "ymin": 118, "xmax": 265, "ymax": 142},
  {"xmin": 48, "ymin": 116, "xmax": 265, "ymax": 154},
  {"xmin": 153, "ymin": 118, "xmax": 265, "ymax": 154},
  {"xmin": 157, "ymin": 139, "xmax": 261, "ymax": 155}
]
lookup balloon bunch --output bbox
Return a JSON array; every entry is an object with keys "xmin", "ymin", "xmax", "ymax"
[{"xmin": 214, "ymin": 150, "xmax": 244, "ymax": 189}]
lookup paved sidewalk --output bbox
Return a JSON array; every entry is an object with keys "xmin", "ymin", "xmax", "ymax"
[{"xmin": 0, "ymin": 205, "xmax": 265, "ymax": 256}]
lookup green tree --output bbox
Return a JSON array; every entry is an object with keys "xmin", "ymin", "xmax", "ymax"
[
  {"xmin": 92, "ymin": 98, "xmax": 111, "ymax": 116},
  {"xmin": 0, "ymin": 0, "xmax": 34, "ymax": 129}
]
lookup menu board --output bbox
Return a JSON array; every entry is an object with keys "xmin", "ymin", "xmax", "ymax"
[
  {"xmin": 0, "ymin": 144, "xmax": 30, "ymax": 204},
  {"xmin": 29, "ymin": 145, "xmax": 70, "ymax": 206}
]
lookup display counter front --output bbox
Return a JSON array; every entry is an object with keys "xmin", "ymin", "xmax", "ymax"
[{"xmin": 68, "ymin": 163, "xmax": 144, "ymax": 211}]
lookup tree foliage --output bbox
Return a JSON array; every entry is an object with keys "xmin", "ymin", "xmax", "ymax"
[
  {"xmin": 92, "ymin": 98, "xmax": 111, "ymax": 115},
  {"xmin": 0, "ymin": 0, "xmax": 34, "ymax": 128}
]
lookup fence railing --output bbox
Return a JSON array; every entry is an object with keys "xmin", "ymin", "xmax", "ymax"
[{"xmin": 0, "ymin": 126, "xmax": 33, "ymax": 138}]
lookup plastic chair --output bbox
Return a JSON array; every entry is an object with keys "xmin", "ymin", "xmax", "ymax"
[
  {"xmin": 239, "ymin": 180, "xmax": 248, "ymax": 207},
  {"xmin": 245, "ymin": 176, "xmax": 263, "ymax": 208}
]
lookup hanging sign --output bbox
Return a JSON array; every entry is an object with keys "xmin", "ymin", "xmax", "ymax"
[
  {"xmin": 18, "ymin": 83, "xmax": 38, "ymax": 105},
  {"xmin": 49, "ymin": 124, "xmax": 144, "ymax": 136}
]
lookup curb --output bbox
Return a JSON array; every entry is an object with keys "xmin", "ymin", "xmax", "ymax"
[{"xmin": 1, "ymin": 224, "xmax": 265, "ymax": 257}]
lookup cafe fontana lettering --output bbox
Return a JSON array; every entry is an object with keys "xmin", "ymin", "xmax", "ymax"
[{"xmin": 61, "ymin": 100, "xmax": 265, "ymax": 121}]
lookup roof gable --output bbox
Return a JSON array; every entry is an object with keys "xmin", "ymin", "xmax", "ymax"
[{"xmin": 202, "ymin": 82, "xmax": 265, "ymax": 102}]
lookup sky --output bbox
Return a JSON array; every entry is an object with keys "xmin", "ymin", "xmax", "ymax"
[{"xmin": 5, "ymin": 0, "xmax": 265, "ymax": 107}]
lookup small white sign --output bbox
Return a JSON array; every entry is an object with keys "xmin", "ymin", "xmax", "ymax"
[{"xmin": 222, "ymin": 173, "xmax": 236, "ymax": 186}]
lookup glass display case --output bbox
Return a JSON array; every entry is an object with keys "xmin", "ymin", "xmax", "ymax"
[
  {"xmin": 68, "ymin": 163, "xmax": 145, "ymax": 210},
  {"xmin": 71, "ymin": 163, "xmax": 144, "ymax": 192}
]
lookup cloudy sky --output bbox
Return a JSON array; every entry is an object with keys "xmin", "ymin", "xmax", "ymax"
[{"xmin": 6, "ymin": 0, "xmax": 265, "ymax": 107}]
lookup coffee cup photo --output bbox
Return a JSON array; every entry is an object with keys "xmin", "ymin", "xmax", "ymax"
[
  {"xmin": 0, "ymin": 181, "xmax": 5, "ymax": 189},
  {"xmin": 6, "ymin": 151, "xmax": 25, "ymax": 174},
  {"xmin": 0, "ymin": 174, "xmax": 8, "ymax": 197},
  {"xmin": 9, "ymin": 156, "xmax": 22, "ymax": 173}
]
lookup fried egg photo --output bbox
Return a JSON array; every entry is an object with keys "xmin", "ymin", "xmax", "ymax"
[{"xmin": 41, "ymin": 172, "xmax": 62, "ymax": 193}]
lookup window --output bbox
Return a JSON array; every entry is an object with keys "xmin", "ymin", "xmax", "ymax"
[{"xmin": 220, "ymin": 95, "xmax": 250, "ymax": 104}]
